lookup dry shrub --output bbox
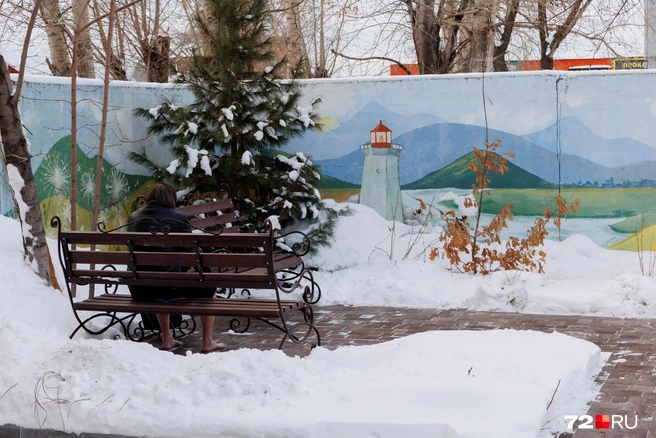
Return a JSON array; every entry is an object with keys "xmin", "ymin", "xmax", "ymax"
[{"xmin": 428, "ymin": 140, "xmax": 580, "ymax": 275}]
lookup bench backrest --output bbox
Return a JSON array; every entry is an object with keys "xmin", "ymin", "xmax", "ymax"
[
  {"xmin": 176, "ymin": 198, "xmax": 240, "ymax": 233},
  {"xmin": 56, "ymin": 229, "xmax": 276, "ymax": 291}
]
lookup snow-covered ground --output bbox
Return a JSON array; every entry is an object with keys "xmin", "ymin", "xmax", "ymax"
[{"xmin": 4, "ymin": 197, "xmax": 654, "ymax": 437}]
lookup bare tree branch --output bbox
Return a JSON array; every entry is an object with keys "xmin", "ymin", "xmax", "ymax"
[{"xmin": 331, "ymin": 48, "xmax": 413, "ymax": 74}]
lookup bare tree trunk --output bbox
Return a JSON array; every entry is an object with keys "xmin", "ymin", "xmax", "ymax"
[
  {"xmin": 407, "ymin": 0, "xmax": 440, "ymax": 74},
  {"xmin": 284, "ymin": 0, "xmax": 311, "ymax": 77},
  {"xmin": 92, "ymin": 0, "xmax": 115, "ymax": 232},
  {"xmin": 87, "ymin": 0, "xmax": 118, "ymax": 298},
  {"xmin": 70, "ymin": 36, "xmax": 80, "ymax": 231},
  {"xmin": 40, "ymin": 0, "xmax": 71, "ymax": 76},
  {"xmin": 492, "ymin": 0, "xmax": 520, "ymax": 72},
  {"xmin": 0, "ymin": 56, "xmax": 52, "ymax": 286},
  {"xmin": 453, "ymin": 0, "xmax": 499, "ymax": 73},
  {"xmin": 405, "ymin": 0, "xmax": 467, "ymax": 74},
  {"xmin": 146, "ymin": 36, "xmax": 170, "ymax": 82},
  {"xmin": 464, "ymin": 0, "xmax": 492, "ymax": 72},
  {"xmin": 92, "ymin": 0, "xmax": 128, "ymax": 81},
  {"xmin": 314, "ymin": 0, "xmax": 329, "ymax": 78},
  {"xmin": 201, "ymin": 0, "xmax": 217, "ymax": 56},
  {"xmin": 74, "ymin": 0, "xmax": 95, "ymax": 77},
  {"xmin": 538, "ymin": 0, "xmax": 592, "ymax": 70}
]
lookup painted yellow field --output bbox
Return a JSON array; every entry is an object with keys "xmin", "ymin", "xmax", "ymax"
[
  {"xmin": 320, "ymin": 188, "xmax": 360, "ymax": 203},
  {"xmin": 609, "ymin": 221, "xmax": 656, "ymax": 251}
]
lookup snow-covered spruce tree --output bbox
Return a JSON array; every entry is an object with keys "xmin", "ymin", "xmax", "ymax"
[{"xmin": 132, "ymin": 0, "xmax": 338, "ymax": 251}]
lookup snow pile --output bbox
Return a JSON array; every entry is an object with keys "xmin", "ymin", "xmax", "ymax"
[
  {"xmin": 302, "ymin": 203, "xmax": 656, "ymax": 317},
  {"xmin": 0, "ymin": 208, "xmax": 619, "ymax": 437}
]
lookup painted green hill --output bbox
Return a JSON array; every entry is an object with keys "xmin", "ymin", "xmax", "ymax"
[
  {"xmin": 261, "ymin": 149, "xmax": 359, "ymax": 189},
  {"xmin": 35, "ymin": 135, "xmax": 152, "ymax": 211},
  {"xmin": 318, "ymin": 173, "xmax": 359, "ymax": 189},
  {"xmin": 610, "ymin": 213, "xmax": 656, "ymax": 234},
  {"xmin": 402, "ymin": 151, "xmax": 556, "ymax": 190}
]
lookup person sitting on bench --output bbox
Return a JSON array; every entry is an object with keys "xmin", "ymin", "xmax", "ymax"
[{"xmin": 127, "ymin": 182, "xmax": 227, "ymax": 353}]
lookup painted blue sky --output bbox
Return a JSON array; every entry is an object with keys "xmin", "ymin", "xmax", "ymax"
[{"xmin": 300, "ymin": 71, "xmax": 656, "ymax": 150}]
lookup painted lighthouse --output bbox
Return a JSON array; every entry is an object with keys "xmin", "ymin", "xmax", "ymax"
[{"xmin": 359, "ymin": 120, "xmax": 404, "ymax": 222}]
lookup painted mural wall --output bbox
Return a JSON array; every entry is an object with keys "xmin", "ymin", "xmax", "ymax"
[{"xmin": 4, "ymin": 71, "xmax": 656, "ymax": 250}]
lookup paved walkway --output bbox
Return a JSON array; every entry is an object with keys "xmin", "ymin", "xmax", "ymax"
[{"xmin": 165, "ymin": 307, "xmax": 656, "ymax": 438}]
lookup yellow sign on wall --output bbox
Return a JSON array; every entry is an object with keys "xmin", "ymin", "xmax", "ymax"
[{"xmin": 613, "ymin": 57, "xmax": 645, "ymax": 70}]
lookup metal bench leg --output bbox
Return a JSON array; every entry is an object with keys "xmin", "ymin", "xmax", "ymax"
[{"xmin": 69, "ymin": 312, "xmax": 127, "ymax": 339}]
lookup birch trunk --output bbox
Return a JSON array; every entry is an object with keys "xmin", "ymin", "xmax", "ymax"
[
  {"xmin": 40, "ymin": 0, "xmax": 71, "ymax": 76},
  {"xmin": 0, "ymin": 55, "xmax": 53, "ymax": 286},
  {"xmin": 74, "ymin": 0, "xmax": 95, "ymax": 78}
]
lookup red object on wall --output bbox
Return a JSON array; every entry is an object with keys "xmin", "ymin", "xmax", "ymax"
[
  {"xmin": 370, "ymin": 120, "xmax": 392, "ymax": 148},
  {"xmin": 519, "ymin": 58, "xmax": 612, "ymax": 71},
  {"xmin": 389, "ymin": 64, "xmax": 419, "ymax": 76},
  {"xmin": 390, "ymin": 58, "xmax": 613, "ymax": 74}
]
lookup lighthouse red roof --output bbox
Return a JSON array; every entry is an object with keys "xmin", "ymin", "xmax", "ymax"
[
  {"xmin": 369, "ymin": 120, "xmax": 392, "ymax": 148},
  {"xmin": 370, "ymin": 120, "xmax": 392, "ymax": 133}
]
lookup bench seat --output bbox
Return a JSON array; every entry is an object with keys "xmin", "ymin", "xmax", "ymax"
[{"xmin": 74, "ymin": 294, "xmax": 303, "ymax": 318}]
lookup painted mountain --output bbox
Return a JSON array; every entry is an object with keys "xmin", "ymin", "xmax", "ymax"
[
  {"xmin": 282, "ymin": 100, "xmax": 444, "ymax": 161},
  {"xmin": 317, "ymin": 120, "xmax": 656, "ymax": 187},
  {"xmin": 403, "ymin": 151, "xmax": 555, "ymax": 190},
  {"xmin": 522, "ymin": 117, "xmax": 656, "ymax": 168}
]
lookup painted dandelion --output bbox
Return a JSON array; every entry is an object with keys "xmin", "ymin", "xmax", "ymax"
[
  {"xmin": 42, "ymin": 158, "xmax": 70, "ymax": 196},
  {"xmin": 80, "ymin": 172, "xmax": 96, "ymax": 200},
  {"xmin": 106, "ymin": 169, "xmax": 128, "ymax": 201}
]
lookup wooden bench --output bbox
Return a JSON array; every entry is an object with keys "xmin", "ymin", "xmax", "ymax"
[
  {"xmin": 175, "ymin": 194, "xmax": 321, "ymax": 303},
  {"xmin": 175, "ymin": 196, "xmax": 240, "ymax": 233},
  {"xmin": 51, "ymin": 216, "xmax": 321, "ymax": 350}
]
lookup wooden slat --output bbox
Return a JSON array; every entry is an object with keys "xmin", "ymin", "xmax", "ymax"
[
  {"xmin": 72, "ymin": 294, "xmax": 299, "ymax": 317},
  {"xmin": 74, "ymin": 280, "xmax": 275, "ymax": 291},
  {"xmin": 74, "ymin": 302, "xmax": 282, "ymax": 317},
  {"xmin": 69, "ymin": 250, "xmax": 131, "ymax": 265},
  {"xmin": 69, "ymin": 250, "xmax": 269, "ymax": 270},
  {"xmin": 189, "ymin": 212, "xmax": 238, "ymax": 229},
  {"xmin": 273, "ymin": 253, "xmax": 302, "ymax": 270},
  {"xmin": 60, "ymin": 231, "xmax": 269, "ymax": 249},
  {"xmin": 176, "ymin": 199, "xmax": 234, "ymax": 216},
  {"xmin": 90, "ymin": 295, "xmax": 303, "ymax": 309},
  {"xmin": 71, "ymin": 269, "xmax": 270, "ymax": 281}
]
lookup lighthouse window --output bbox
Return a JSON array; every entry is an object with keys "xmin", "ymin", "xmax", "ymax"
[{"xmin": 377, "ymin": 133, "xmax": 385, "ymax": 142}]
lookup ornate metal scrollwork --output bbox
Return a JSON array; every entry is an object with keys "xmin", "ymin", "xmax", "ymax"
[
  {"xmin": 276, "ymin": 230, "xmax": 312, "ymax": 258},
  {"xmin": 69, "ymin": 312, "xmax": 128, "ymax": 339},
  {"xmin": 124, "ymin": 314, "xmax": 149, "ymax": 342},
  {"xmin": 278, "ymin": 321, "xmax": 321, "ymax": 350},
  {"xmin": 136, "ymin": 195, "xmax": 147, "ymax": 208},
  {"xmin": 50, "ymin": 216, "xmax": 62, "ymax": 233},
  {"xmin": 173, "ymin": 317, "xmax": 197, "ymax": 337},
  {"xmin": 100, "ymin": 265, "xmax": 119, "ymax": 294},
  {"xmin": 276, "ymin": 269, "xmax": 321, "ymax": 305},
  {"xmin": 302, "ymin": 304, "xmax": 314, "ymax": 324},
  {"xmin": 97, "ymin": 216, "xmax": 223, "ymax": 235},
  {"xmin": 230, "ymin": 317, "xmax": 251, "ymax": 333},
  {"xmin": 98, "ymin": 217, "xmax": 162, "ymax": 234}
]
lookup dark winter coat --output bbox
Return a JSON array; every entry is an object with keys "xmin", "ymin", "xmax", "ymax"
[{"xmin": 126, "ymin": 201, "xmax": 214, "ymax": 301}]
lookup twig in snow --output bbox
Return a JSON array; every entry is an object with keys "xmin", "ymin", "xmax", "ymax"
[
  {"xmin": 86, "ymin": 394, "xmax": 113, "ymax": 418},
  {"xmin": 546, "ymin": 379, "xmax": 561, "ymax": 411},
  {"xmin": 113, "ymin": 398, "xmax": 130, "ymax": 413},
  {"xmin": 0, "ymin": 383, "xmax": 17, "ymax": 400}
]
